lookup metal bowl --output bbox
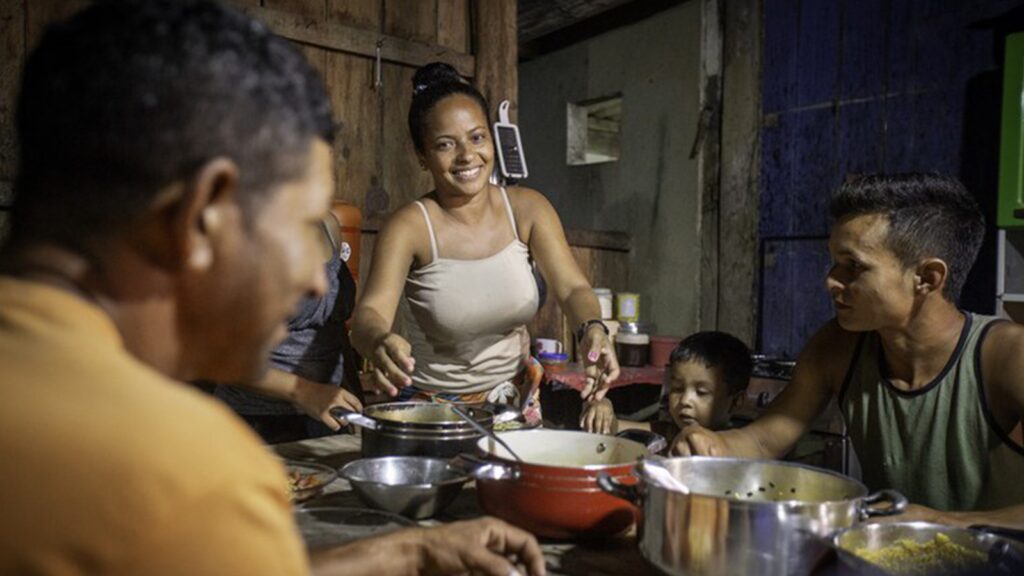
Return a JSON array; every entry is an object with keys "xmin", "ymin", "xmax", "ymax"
[
  {"xmin": 834, "ymin": 522, "xmax": 1024, "ymax": 576},
  {"xmin": 284, "ymin": 460, "xmax": 337, "ymax": 503},
  {"xmin": 339, "ymin": 456, "xmax": 470, "ymax": 519}
]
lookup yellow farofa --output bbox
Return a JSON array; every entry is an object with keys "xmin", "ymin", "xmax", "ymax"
[{"xmin": 854, "ymin": 533, "xmax": 987, "ymax": 575}]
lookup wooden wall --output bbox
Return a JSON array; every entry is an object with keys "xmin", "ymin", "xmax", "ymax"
[
  {"xmin": 0, "ymin": 0, "xmax": 517, "ymax": 251},
  {"xmin": 0, "ymin": 0, "xmax": 631, "ymax": 347}
]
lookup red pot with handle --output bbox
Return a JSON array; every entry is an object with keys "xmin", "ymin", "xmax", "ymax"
[{"xmin": 460, "ymin": 429, "xmax": 665, "ymax": 539}]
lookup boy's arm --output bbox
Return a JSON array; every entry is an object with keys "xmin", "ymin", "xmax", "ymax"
[{"xmin": 673, "ymin": 321, "xmax": 854, "ymax": 458}]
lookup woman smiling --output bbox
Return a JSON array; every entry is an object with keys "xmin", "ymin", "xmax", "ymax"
[{"xmin": 350, "ymin": 63, "xmax": 618, "ymax": 424}]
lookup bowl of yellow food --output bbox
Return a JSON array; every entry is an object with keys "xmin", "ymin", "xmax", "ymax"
[
  {"xmin": 284, "ymin": 460, "xmax": 337, "ymax": 503},
  {"xmin": 834, "ymin": 521, "xmax": 1024, "ymax": 576}
]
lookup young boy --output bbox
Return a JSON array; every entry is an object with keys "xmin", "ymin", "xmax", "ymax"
[{"xmin": 580, "ymin": 331, "xmax": 753, "ymax": 443}]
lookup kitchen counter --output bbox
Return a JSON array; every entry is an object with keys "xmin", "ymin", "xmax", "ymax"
[{"xmin": 273, "ymin": 433, "xmax": 658, "ymax": 576}]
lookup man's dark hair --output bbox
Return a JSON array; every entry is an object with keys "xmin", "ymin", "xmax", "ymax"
[
  {"xmin": 829, "ymin": 173, "xmax": 985, "ymax": 302},
  {"xmin": 12, "ymin": 0, "xmax": 334, "ymax": 244},
  {"xmin": 670, "ymin": 331, "xmax": 753, "ymax": 397},
  {"xmin": 408, "ymin": 62, "xmax": 490, "ymax": 154}
]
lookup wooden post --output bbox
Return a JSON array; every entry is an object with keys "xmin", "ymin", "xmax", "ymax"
[
  {"xmin": 718, "ymin": 0, "xmax": 761, "ymax": 344},
  {"xmin": 472, "ymin": 0, "xmax": 517, "ymax": 122}
]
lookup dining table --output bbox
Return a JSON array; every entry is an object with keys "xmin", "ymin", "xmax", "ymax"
[{"xmin": 273, "ymin": 431, "xmax": 660, "ymax": 576}]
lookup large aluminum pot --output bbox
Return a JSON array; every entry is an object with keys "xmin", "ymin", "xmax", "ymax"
[
  {"xmin": 599, "ymin": 457, "xmax": 907, "ymax": 576},
  {"xmin": 464, "ymin": 429, "xmax": 664, "ymax": 539},
  {"xmin": 331, "ymin": 403, "xmax": 492, "ymax": 458},
  {"xmin": 833, "ymin": 522, "xmax": 1024, "ymax": 575}
]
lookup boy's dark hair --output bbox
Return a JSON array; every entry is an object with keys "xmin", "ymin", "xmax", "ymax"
[
  {"xmin": 829, "ymin": 173, "xmax": 985, "ymax": 302},
  {"xmin": 13, "ymin": 0, "xmax": 334, "ymax": 244},
  {"xmin": 670, "ymin": 331, "xmax": 753, "ymax": 396},
  {"xmin": 408, "ymin": 62, "xmax": 490, "ymax": 154}
]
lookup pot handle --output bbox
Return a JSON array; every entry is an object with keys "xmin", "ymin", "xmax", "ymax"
[
  {"xmin": 597, "ymin": 471, "xmax": 642, "ymax": 505},
  {"xmin": 329, "ymin": 407, "xmax": 378, "ymax": 430},
  {"xmin": 450, "ymin": 453, "xmax": 519, "ymax": 481},
  {"xmin": 614, "ymin": 429, "xmax": 668, "ymax": 454},
  {"xmin": 859, "ymin": 489, "xmax": 908, "ymax": 520},
  {"xmin": 968, "ymin": 524, "xmax": 1024, "ymax": 543}
]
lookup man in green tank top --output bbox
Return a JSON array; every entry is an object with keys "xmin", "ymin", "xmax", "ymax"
[{"xmin": 673, "ymin": 174, "xmax": 1024, "ymax": 529}]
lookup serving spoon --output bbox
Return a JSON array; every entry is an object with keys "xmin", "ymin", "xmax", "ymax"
[{"xmin": 449, "ymin": 405, "xmax": 523, "ymax": 463}]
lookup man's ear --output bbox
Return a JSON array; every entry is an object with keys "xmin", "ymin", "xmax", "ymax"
[
  {"xmin": 141, "ymin": 158, "xmax": 240, "ymax": 272},
  {"xmin": 914, "ymin": 258, "xmax": 948, "ymax": 297}
]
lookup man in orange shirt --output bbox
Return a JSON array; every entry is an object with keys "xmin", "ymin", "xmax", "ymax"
[{"xmin": 0, "ymin": 1, "xmax": 543, "ymax": 575}]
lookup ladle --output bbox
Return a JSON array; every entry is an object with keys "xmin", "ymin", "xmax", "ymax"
[{"xmin": 448, "ymin": 405, "xmax": 523, "ymax": 463}]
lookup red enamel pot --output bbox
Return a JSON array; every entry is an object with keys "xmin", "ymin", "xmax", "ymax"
[{"xmin": 463, "ymin": 429, "xmax": 664, "ymax": 539}]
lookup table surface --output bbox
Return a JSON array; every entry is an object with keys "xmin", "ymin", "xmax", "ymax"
[{"xmin": 273, "ymin": 433, "xmax": 659, "ymax": 576}]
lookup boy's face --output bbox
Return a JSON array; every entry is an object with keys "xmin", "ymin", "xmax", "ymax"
[
  {"xmin": 667, "ymin": 360, "xmax": 736, "ymax": 430},
  {"xmin": 825, "ymin": 213, "xmax": 918, "ymax": 332}
]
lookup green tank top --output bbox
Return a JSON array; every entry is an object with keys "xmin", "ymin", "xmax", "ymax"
[{"xmin": 839, "ymin": 313, "xmax": 1024, "ymax": 511}]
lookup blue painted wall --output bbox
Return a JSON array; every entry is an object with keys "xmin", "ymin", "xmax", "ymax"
[{"xmin": 758, "ymin": 0, "xmax": 1023, "ymax": 357}]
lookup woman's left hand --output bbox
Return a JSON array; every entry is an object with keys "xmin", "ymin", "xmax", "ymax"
[{"xmin": 578, "ymin": 326, "xmax": 619, "ymax": 402}]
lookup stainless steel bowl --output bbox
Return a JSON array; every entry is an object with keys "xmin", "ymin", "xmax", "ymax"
[
  {"xmin": 339, "ymin": 456, "xmax": 470, "ymax": 519},
  {"xmin": 834, "ymin": 522, "xmax": 1024, "ymax": 576}
]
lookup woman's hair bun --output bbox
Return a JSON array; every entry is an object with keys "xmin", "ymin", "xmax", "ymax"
[{"xmin": 412, "ymin": 62, "xmax": 464, "ymax": 96}]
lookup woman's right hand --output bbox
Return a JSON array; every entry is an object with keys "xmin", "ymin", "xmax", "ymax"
[{"xmin": 370, "ymin": 332, "xmax": 416, "ymax": 396}]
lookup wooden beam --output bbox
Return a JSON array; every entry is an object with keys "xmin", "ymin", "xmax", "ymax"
[
  {"xmin": 239, "ymin": 5, "xmax": 475, "ymax": 77},
  {"xmin": 698, "ymin": 0, "xmax": 723, "ymax": 333},
  {"xmin": 717, "ymin": 0, "xmax": 762, "ymax": 344},
  {"xmin": 472, "ymin": 0, "xmax": 516, "ymax": 121}
]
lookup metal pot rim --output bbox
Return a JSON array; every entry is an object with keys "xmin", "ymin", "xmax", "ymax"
[
  {"xmin": 363, "ymin": 402, "xmax": 494, "ymax": 431},
  {"xmin": 639, "ymin": 456, "xmax": 871, "ymax": 505},
  {"xmin": 477, "ymin": 429, "xmax": 651, "ymax": 472}
]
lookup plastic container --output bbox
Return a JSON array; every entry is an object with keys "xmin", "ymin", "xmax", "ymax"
[
  {"xmin": 615, "ymin": 292, "xmax": 640, "ymax": 322},
  {"xmin": 538, "ymin": 352, "xmax": 569, "ymax": 373},
  {"xmin": 593, "ymin": 288, "xmax": 613, "ymax": 320},
  {"xmin": 649, "ymin": 336, "xmax": 681, "ymax": 368},
  {"xmin": 615, "ymin": 333, "xmax": 650, "ymax": 367}
]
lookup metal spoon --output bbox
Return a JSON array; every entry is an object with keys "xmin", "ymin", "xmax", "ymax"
[{"xmin": 449, "ymin": 405, "xmax": 523, "ymax": 463}]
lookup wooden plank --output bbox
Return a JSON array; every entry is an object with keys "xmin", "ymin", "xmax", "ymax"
[
  {"xmin": 263, "ymin": 0, "xmax": 325, "ymax": 19},
  {"xmin": 717, "ymin": 0, "xmax": 760, "ymax": 344},
  {"xmin": 384, "ymin": 0, "xmax": 435, "ymax": 45},
  {"xmin": 0, "ymin": 0, "xmax": 24, "ymax": 182},
  {"xmin": 436, "ymin": 0, "xmax": 468, "ymax": 53},
  {"xmin": 26, "ymin": 0, "xmax": 89, "ymax": 52},
  {"xmin": 698, "ymin": 0, "xmax": 722, "ymax": 332},
  {"xmin": 326, "ymin": 0, "xmax": 379, "ymax": 31},
  {"xmin": 377, "ymin": 63, "xmax": 433, "ymax": 222},
  {"xmin": 323, "ymin": 50, "xmax": 379, "ymax": 211},
  {"xmin": 240, "ymin": 6, "xmax": 474, "ymax": 77},
  {"xmin": 472, "ymin": 0, "xmax": 517, "ymax": 122},
  {"xmin": 297, "ymin": 42, "xmax": 327, "ymax": 77}
]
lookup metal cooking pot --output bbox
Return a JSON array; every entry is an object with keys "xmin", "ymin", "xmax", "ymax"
[
  {"xmin": 833, "ymin": 522, "xmax": 1024, "ymax": 575},
  {"xmin": 599, "ymin": 457, "xmax": 907, "ymax": 576},
  {"xmin": 331, "ymin": 402, "xmax": 493, "ymax": 458},
  {"xmin": 459, "ymin": 429, "xmax": 665, "ymax": 539}
]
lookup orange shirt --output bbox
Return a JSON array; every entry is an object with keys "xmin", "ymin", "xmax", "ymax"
[{"xmin": 0, "ymin": 278, "xmax": 309, "ymax": 575}]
